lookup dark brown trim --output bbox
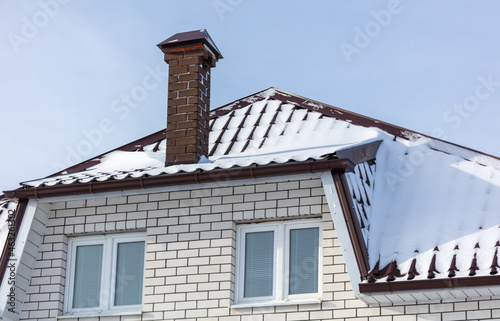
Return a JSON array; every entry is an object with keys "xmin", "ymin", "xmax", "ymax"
[
  {"xmin": 332, "ymin": 171, "xmax": 370, "ymax": 280},
  {"xmin": 360, "ymin": 275, "xmax": 500, "ymax": 293},
  {"xmin": 211, "ymin": 88, "xmax": 412, "ymax": 139},
  {"xmin": 210, "ymin": 88, "xmax": 273, "ymax": 119},
  {"xmin": 271, "ymin": 90, "xmax": 410, "ymax": 139},
  {"xmin": 335, "ymin": 140, "xmax": 382, "ymax": 164},
  {"xmin": 0, "ymin": 199, "xmax": 28, "ymax": 287},
  {"xmin": 5, "ymin": 159, "xmax": 355, "ymax": 200}
]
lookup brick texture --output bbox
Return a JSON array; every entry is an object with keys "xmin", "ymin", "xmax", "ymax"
[
  {"xmin": 163, "ymin": 47, "xmax": 214, "ymax": 166},
  {"xmin": 19, "ymin": 177, "xmax": 500, "ymax": 321}
]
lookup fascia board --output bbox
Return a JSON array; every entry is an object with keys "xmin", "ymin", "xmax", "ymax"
[
  {"xmin": 321, "ymin": 171, "xmax": 362, "ymax": 297},
  {"xmin": 36, "ymin": 172, "xmax": 322, "ymax": 204}
]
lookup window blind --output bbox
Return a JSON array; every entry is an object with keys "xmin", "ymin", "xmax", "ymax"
[
  {"xmin": 289, "ymin": 227, "xmax": 319, "ymax": 295},
  {"xmin": 114, "ymin": 241, "xmax": 145, "ymax": 306},
  {"xmin": 244, "ymin": 231, "xmax": 274, "ymax": 298},
  {"xmin": 73, "ymin": 244, "xmax": 103, "ymax": 308}
]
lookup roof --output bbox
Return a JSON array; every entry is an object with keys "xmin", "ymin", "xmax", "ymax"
[
  {"xmin": 361, "ymin": 135, "xmax": 500, "ymax": 288},
  {"xmin": 18, "ymin": 88, "xmax": 380, "ymax": 188},
  {"xmin": 4, "ymin": 87, "xmax": 500, "ymax": 294}
]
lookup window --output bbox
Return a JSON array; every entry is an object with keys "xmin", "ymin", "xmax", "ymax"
[
  {"xmin": 64, "ymin": 233, "xmax": 146, "ymax": 315},
  {"xmin": 235, "ymin": 219, "xmax": 322, "ymax": 305}
]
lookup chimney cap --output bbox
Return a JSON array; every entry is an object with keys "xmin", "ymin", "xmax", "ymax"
[{"xmin": 158, "ymin": 29, "xmax": 223, "ymax": 60}]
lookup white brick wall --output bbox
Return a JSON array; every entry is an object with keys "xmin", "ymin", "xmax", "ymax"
[{"xmin": 18, "ymin": 177, "xmax": 500, "ymax": 321}]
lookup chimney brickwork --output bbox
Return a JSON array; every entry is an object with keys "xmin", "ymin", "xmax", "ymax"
[{"xmin": 158, "ymin": 30, "xmax": 223, "ymax": 166}]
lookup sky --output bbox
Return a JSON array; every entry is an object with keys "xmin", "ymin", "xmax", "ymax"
[{"xmin": 1, "ymin": 1, "xmax": 500, "ymax": 194}]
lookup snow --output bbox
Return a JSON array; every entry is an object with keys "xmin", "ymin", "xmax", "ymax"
[
  {"xmin": 365, "ymin": 130, "xmax": 500, "ymax": 280},
  {"xmin": 89, "ymin": 150, "xmax": 165, "ymax": 173},
  {"xmin": 16, "ymin": 89, "xmax": 500, "ymax": 283},
  {"xmin": 304, "ymin": 101, "xmax": 325, "ymax": 111},
  {"xmin": 22, "ymin": 98, "xmax": 381, "ymax": 188},
  {"xmin": 345, "ymin": 161, "xmax": 376, "ymax": 242},
  {"xmin": 210, "ymin": 88, "xmax": 277, "ymax": 114}
]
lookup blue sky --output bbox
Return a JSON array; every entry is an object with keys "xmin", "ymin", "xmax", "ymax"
[{"xmin": 1, "ymin": 1, "xmax": 500, "ymax": 193}]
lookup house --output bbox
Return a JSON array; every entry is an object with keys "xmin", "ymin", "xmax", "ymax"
[{"xmin": 1, "ymin": 29, "xmax": 500, "ymax": 321}]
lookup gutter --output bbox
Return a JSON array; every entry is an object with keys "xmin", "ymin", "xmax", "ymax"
[
  {"xmin": 359, "ymin": 275, "xmax": 500, "ymax": 294},
  {"xmin": 4, "ymin": 158, "xmax": 355, "ymax": 200}
]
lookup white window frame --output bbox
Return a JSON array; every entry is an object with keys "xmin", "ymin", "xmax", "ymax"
[
  {"xmin": 234, "ymin": 219, "xmax": 322, "ymax": 306},
  {"xmin": 64, "ymin": 232, "xmax": 146, "ymax": 315}
]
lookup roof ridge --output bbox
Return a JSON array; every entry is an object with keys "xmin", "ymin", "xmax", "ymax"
[
  {"xmin": 210, "ymin": 87, "xmax": 276, "ymax": 118},
  {"xmin": 209, "ymin": 87, "xmax": 416, "ymax": 138},
  {"xmin": 217, "ymin": 87, "xmax": 500, "ymax": 162}
]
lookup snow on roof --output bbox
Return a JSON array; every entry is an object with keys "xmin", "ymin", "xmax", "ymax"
[
  {"xmin": 363, "ymin": 134, "xmax": 500, "ymax": 282},
  {"xmin": 16, "ymin": 87, "xmax": 500, "ymax": 286},
  {"xmin": 21, "ymin": 92, "xmax": 380, "ymax": 188}
]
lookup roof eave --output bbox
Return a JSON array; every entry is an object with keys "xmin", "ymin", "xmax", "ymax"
[
  {"xmin": 4, "ymin": 158, "xmax": 355, "ymax": 200},
  {"xmin": 360, "ymin": 275, "xmax": 500, "ymax": 293}
]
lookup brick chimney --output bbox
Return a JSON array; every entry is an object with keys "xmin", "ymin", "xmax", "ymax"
[{"xmin": 158, "ymin": 29, "xmax": 223, "ymax": 165}]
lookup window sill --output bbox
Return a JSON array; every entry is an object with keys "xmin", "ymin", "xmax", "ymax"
[
  {"xmin": 57, "ymin": 310, "xmax": 142, "ymax": 319},
  {"xmin": 231, "ymin": 299, "xmax": 321, "ymax": 309}
]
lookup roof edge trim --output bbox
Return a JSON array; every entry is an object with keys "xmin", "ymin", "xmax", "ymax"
[
  {"xmin": 210, "ymin": 87, "xmax": 277, "ymax": 118},
  {"xmin": 332, "ymin": 171, "xmax": 370, "ymax": 279},
  {"xmin": 359, "ymin": 275, "xmax": 500, "ymax": 293},
  {"xmin": 4, "ymin": 159, "xmax": 355, "ymax": 200},
  {"xmin": 210, "ymin": 87, "xmax": 416, "ymax": 139}
]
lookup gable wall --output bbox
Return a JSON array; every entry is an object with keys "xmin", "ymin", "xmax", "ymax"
[{"xmin": 19, "ymin": 177, "xmax": 500, "ymax": 321}]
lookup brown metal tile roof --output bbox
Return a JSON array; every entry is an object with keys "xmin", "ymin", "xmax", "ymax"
[
  {"xmin": 18, "ymin": 88, "xmax": 382, "ymax": 189},
  {"xmin": 6, "ymin": 87, "xmax": 500, "ymax": 293},
  {"xmin": 345, "ymin": 160, "xmax": 376, "ymax": 241},
  {"xmin": 358, "ymin": 138, "xmax": 500, "ymax": 289}
]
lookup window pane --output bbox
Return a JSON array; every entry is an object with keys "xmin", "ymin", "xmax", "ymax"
[
  {"xmin": 114, "ymin": 241, "xmax": 145, "ymax": 306},
  {"xmin": 73, "ymin": 244, "xmax": 103, "ymax": 308},
  {"xmin": 289, "ymin": 227, "xmax": 319, "ymax": 294},
  {"xmin": 244, "ymin": 231, "xmax": 274, "ymax": 298}
]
